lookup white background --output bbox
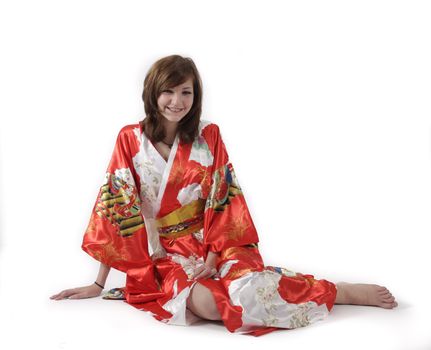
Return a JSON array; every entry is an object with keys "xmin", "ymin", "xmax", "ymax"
[{"xmin": 1, "ymin": 0, "xmax": 430, "ymax": 349}]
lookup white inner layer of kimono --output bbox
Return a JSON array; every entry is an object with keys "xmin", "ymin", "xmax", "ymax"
[{"xmin": 118, "ymin": 120, "xmax": 330, "ymax": 332}]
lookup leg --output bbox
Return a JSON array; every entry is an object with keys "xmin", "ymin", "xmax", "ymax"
[
  {"xmin": 186, "ymin": 282, "xmax": 222, "ymax": 321},
  {"xmin": 335, "ymin": 282, "xmax": 398, "ymax": 309}
]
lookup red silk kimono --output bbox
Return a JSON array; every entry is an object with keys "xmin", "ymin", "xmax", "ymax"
[{"xmin": 82, "ymin": 120, "xmax": 337, "ymax": 336}]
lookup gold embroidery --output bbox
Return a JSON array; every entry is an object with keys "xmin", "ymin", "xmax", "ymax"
[
  {"xmin": 227, "ymin": 267, "xmax": 253, "ymax": 280},
  {"xmin": 94, "ymin": 173, "xmax": 145, "ymax": 237},
  {"xmin": 85, "ymin": 213, "xmax": 97, "ymax": 235},
  {"xmin": 221, "ymin": 246, "xmax": 258, "ymax": 260},
  {"xmin": 169, "ymin": 159, "xmax": 186, "ymax": 186},
  {"xmin": 193, "ymin": 164, "xmax": 211, "ymax": 194},
  {"xmin": 93, "ymin": 241, "xmax": 128, "ymax": 265},
  {"xmin": 224, "ymin": 203, "xmax": 251, "ymax": 241}
]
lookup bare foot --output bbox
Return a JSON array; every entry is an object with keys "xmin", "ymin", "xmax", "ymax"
[{"xmin": 335, "ymin": 282, "xmax": 398, "ymax": 309}]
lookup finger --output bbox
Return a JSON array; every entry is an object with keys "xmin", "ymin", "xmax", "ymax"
[
  {"xmin": 55, "ymin": 289, "xmax": 78, "ymax": 300},
  {"xmin": 59, "ymin": 290, "xmax": 75, "ymax": 297},
  {"xmin": 50, "ymin": 294, "xmax": 66, "ymax": 300},
  {"xmin": 208, "ymin": 270, "xmax": 218, "ymax": 279},
  {"xmin": 51, "ymin": 291, "xmax": 68, "ymax": 300},
  {"xmin": 192, "ymin": 270, "xmax": 206, "ymax": 279},
  {"xmin": 193, "ymin": 267, "xmax": 209, "ymax": 279},
  {"xmin": 52, "ymin": 294, "xmax": 70, "ymax": 300},
  {"xmin": 194, "ymin": 267, "xmax": 214, "ymax": 280},
  {"xmin": 69, "ymin": 293, "xmax": 88, "ymax": 300},
  {"xmin": 190, "ymin": 265, "xmax": 205, "ymax": 278},
  {"xmin": 194, "ymin": 272, "xmax": 210, "ymax": 280}
]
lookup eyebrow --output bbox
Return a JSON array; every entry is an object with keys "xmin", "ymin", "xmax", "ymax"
[{"xmin": 165, "ymin": 86, "xmax": 193, "ymax": 90}]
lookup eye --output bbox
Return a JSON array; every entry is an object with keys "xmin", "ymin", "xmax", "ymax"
[{"xmin": 183, "ymin": 91, "xmax": 192, "ymax": 95}]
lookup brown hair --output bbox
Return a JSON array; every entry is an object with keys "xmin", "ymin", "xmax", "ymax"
[{"xmin": 140, "ymin": 55, "xmax": 203, "ymax": 144}]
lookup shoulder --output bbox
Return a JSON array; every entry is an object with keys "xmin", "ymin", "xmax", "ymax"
[
  {"xmin": 114, "ymin": 124, "xmax": 142, "ymax": 149},
  {"xmin": 118, "ymin": 123, "xmax": 140, "ymax": 136},
  {"xmin": 199, "ymin": 119, "xmax": 221, "ymax": 138},
  {"xmin": 199, "ymin": 119, "xmax": 227, "ymax": 155},
  {"xmin": 116, "ymin": 123, "xmax": 141, "ymax": 140}
]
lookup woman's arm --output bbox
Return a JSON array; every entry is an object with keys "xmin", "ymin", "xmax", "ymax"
[
  {"xmin": 50, "ymin": 262, "xmax": 111, "ymax": 300},
  {"xmin": 205, "ymin": 251, "xmax": 219, "ymax": 269},
  {"xmin": 95, "ymin": 262, "xmax": 111, "ymax": 287}
]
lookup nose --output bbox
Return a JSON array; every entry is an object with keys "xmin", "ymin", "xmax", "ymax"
[{"xmin": 171, "ymin": 92, "xmax": 182, "ymax": 106}]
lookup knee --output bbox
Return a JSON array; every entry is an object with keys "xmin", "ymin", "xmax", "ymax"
[
  {"xmin": 202, "ymin": 300, "xmax": 221, "ymax": 321},
  {"xmin": 186, "ymin": 283, "xmax": 221, "ymax": 321}
]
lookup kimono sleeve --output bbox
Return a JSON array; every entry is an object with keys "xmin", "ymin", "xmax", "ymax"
[
  {"xmin": 202, "ymin": 124, "xmax": 260, "ymax": 254},
  {"xmin": 81, "ymin": 126, "xmax": 151, "ymax": 272}
]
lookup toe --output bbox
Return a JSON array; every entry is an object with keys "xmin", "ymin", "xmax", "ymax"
[
  {"xmin": 377, "ymin": 286, "xmax": 388, "ymax": 293},
  {"xmin": 378, "ymin": 290, "xmax": 391, "ymax": 297},
  {"xmin": 381, "ymin": 302, "xmax": 395, "ymax": 309}
]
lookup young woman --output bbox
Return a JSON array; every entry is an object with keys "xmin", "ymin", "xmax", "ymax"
[{"xmin": 50, "ymin": 55, "xmax": 397, "ymax": 336}]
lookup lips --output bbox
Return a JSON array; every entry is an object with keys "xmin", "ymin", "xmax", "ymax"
[{"xmin": 168, "ymin": 107, "xmax": 183, "ymax": 112}]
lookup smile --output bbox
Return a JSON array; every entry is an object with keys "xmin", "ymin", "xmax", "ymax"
[{"xmin": 168, "ymin": 107, "xmax": 184, "ymax": 113}]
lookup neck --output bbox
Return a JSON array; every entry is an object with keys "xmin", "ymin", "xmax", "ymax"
[{"xmin": 162, "ymin": 119, "xmax": 178, "ymax": 142}]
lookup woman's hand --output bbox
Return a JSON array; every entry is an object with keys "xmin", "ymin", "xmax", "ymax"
[
  {"xmin": 190, "ymin": 250, "xmax": 220, "ymax": 280},
  {"xmin": 50, "ymin": 283, "xmax": 103, "ymax": 300},
  {"xmin": 191, "ymin": 264, "xmax": 218, "ymax": 280}
]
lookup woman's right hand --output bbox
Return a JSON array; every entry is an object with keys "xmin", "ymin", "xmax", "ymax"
[{"xmin": 50, "ymin": 283, "xmax": 103, "ymax": 300}]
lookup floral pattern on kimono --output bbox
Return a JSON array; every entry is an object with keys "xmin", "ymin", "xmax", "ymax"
[{"xmin": 81, "ymin": 120, "xmax": 337, "ymax": 336}]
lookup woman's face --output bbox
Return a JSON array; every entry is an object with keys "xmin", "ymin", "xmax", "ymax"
[{"xmin": 157, "ymin": 78, "xmax": 194, "ymax": 123}]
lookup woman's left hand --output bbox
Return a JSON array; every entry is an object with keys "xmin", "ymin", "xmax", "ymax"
[{"xmin": 191, "ymin": 264, "xmax": 218, "ymax": 280}]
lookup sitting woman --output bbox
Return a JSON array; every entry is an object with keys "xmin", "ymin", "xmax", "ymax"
[{"xmin": 50, "ymin": 54, "xmax": 397, "ymax": 336}]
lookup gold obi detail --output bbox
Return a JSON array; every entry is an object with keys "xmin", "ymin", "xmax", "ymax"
[{"xmin": 156, "ymin": 199, "xmax": 206, "ymax": 241}]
